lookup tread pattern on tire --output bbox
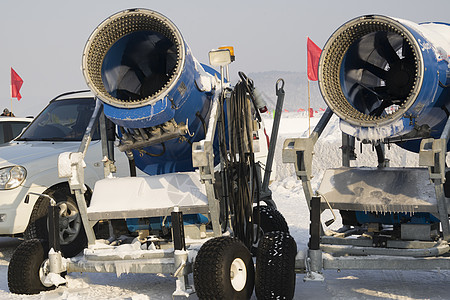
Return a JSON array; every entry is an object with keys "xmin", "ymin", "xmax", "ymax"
[
  {"xmin": 255, "ymin": 231, "xmax": 297, "ymax": 300},
  {"xmin": 254, "ymin": 206, "xmax": 289, "ymax": 234},
  {"xmin": 8, "ymin": 239, "xmax": 54, "ymax": 295},
  {"xmin": 193, "ymin": 236, "xmax": 255, "ymax": 300}
]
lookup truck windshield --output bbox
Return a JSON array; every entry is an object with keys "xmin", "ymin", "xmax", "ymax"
[{"xmin": 17, "ymin": 98, "xmax": 100, "ymax": 141}]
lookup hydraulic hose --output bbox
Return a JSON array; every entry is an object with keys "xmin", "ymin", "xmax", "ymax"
[{"xmin": 218, "ymin": 76, "xmax": 259, "ymax": 248}]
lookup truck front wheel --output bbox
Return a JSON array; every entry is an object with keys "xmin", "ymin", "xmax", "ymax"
[{"xmin": 24, "ymin": 184, "xmax": 88, "ymax": 258}]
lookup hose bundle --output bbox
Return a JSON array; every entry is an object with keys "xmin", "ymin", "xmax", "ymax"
[{"xmin": 218, "ymin": 73, "xmax": 261, "ymax": 249}]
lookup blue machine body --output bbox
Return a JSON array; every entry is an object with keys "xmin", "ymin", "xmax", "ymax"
[
  {"xmin": 319, "ymin": 16, "xmax": 450, "ymax": 153},
  {"xmin": 317, "ymin": 16, "xmax": 450, "ymax": 228},
  {"xmin": 81, "ymin": 9, "xmax": 231, "ymax": 232},
  {"xmin": 82, "ymin": 9, "xmax": 223, "ymax": 175},
  {"xmin": 126, "ymin": 214, "xmax": 210, "ymax": 233},
  {"xmin": 130, "ymin": 63, "xmax": 221, "ymax": 175}
]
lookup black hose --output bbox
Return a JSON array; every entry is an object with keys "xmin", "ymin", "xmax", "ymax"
[{"xmin": 220, "ymin": 78, "xmax": 260, "ymax": 249}]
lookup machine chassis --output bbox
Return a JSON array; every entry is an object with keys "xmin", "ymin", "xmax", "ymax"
[{"xmin": 282, "ymin": 109, "xmax": 450, "ymax": 281}]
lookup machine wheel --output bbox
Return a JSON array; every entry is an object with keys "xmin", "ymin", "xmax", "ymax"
[
  {"xmin": 252, "ymin": 205, "xmax": 289, "ymax": 255},
  {"xmin": 255, "ymin": 231, "xmax": 297, "ymax": 300},
  {"xmin": 193, "ymin": 236, "xmax": 255, "ymax": 299},
  {"xmin": 8, "ymin": 239, "xmax": 56, "ymax": 294},
  {"xmin": 254, "ymin": 205, "xmax": 289, "ymax": 234},
  {"xmin": 24, "ymin": 184, "xmax": 88, "ymax": 258}
]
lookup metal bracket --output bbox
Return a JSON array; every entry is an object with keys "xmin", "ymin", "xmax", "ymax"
[
  {"xmin": 58, "ymin": 151, "xmax": 96, "ymax": 245},
  {"xmin": 57, "ymin": 98, "xmax": 103, "ymax": 246},
  {"xmin": 282, "ymin": 107, "xmax": 333, "ymax": 207},
  {"xmin": 192, "ymin": 90, "xmax": 222, "ymax": 237},
  {"xmin": 419, "ymin": 115, "xmax": 450, "ymax": 241}
]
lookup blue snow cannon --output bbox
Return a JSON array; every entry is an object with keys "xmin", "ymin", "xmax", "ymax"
[
  {"xmin": 82, "ymin": 8, "xmax": 220, "ymax": 175},
  {"xmin": 318, "ymin": 15, "xmax": 450, "ymax": 152}
]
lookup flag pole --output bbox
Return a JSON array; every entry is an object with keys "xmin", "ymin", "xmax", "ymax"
[
  {"xmin": 9, "ymin": 82, "xmax": 12, "ymax": 114},
  {"xmin": 308, "ymin": 78, "xmax": 311, "ymax": 136}
]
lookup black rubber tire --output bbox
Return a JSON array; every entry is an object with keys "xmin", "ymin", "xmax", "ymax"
[
  {"xmin": 252, "ymin": 206, "xmax": 289, "ymax": 256},
  {"xmin": 24, "ymin": 184, "xmax": 88, "ymax": 258},
  {"xmin": 8, "ymin": 239, "xmax": 55, "ymax": 294},
  {"xmin": 255, "ymin": 231, "xmax": 297, "ymax": 300},
  {"xmin": 194, "ymin": 236, "xmax": 255, "ymax": 300},
  {"xmin": 254, "ymin": 205, "xmax": 289, "ymax": 234}
]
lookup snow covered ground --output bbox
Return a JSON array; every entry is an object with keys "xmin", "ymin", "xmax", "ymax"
[{"xmin": 1, "ymin": 113, "xmax": 450, "ymax": 299}]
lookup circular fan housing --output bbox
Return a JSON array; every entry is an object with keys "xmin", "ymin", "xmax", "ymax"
[{"xmin": 319, "ymin": 15, "xmax": 423, "ymax": 128}]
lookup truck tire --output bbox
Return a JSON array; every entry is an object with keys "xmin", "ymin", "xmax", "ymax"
[
  {"xmin": 194, "ymin": 236, "xmax": 254, "ymax": 300},
  {"xmin": 8, "ymin": 239, "xmax": 56, "ymax": 294},
  {"xmin": 255, "ymin": 231, "xmax": 297, "ymax": 300},
  {"xmin": 24, "ymin": 184, "xmax": 88, "ymax": 258}
]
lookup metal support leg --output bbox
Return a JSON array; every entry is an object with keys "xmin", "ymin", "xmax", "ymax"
[
  {"xmin": 173, "ymin": 248, "xmax": 193, "ymax": 297},
  {"xmin": 304, "ymin": 196, "xmax": 324, "ymax": 281},
  {"xmin": 341, "ymin": 133, "xmax": 356, "ymax": 168},
  {"xmin": 58, "ymin": 152, "xmax": 97, "ymax": 246},
  {"xmin": 420, "ymin": 115, "xmax": 450, "ymax": 241},
  {"xmin": 434, "ymin": 182, "xmax": 450, "ymax": 241},
  {"xmin": 74, "ymin": 190, "xmax": 97, "ymax": 245},
  {"xmin": 205, "ymin": 181, "xmax": 221, "ymax": 237},
  {"xmin": 48, "ymin": 203, "xmax": 60, "ymax": 252},
  {"xmin": 172, "ymin": 208, "xmax": 186, "ymax": 251},
  {"xmin": 309, "ymin": 196, "xmax": 321, "ymax": 251}
]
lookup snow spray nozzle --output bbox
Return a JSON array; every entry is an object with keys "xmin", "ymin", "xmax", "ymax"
[
  {"xmin": 318, "ymin": 15, "xmax": 450, "ymax": 152},
  {"xmin": 82, "ymin": 8, "xmax": 220, "ymax": 175}
]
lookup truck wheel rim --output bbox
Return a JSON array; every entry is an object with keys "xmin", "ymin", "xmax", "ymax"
[{"xmin": 58, "ymin": 201, "xmax": 81, "ymax": 244}]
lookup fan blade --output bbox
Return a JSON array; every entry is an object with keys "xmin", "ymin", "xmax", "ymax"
[
  {"xmin": 356, "ymin": 84, "xmax": 392, "ymax": 116},
  {"xmin": 372, "ymin": 86, "xmax": 390, "ymax": 99},
  {"xmin": 369, "ymin": 100, "xmax": 392, "ymax": 116},
  {"xmin": 402, "ymin": 38, "xmax": 414, "ymax": 60},
  {"xmin": 364, "ymin": 62, "xmax": 388, "ymax": 80},
  {"xmin": 357, "ymin": 83, "xmax": 390, "ymax": 100},
  {"xmin": 374, "ymin": 32, "xmax": 400, "ymax": 64},
  {"xmin": 352, "ymin": 83, "xmax": 383, "ymax": 114}
]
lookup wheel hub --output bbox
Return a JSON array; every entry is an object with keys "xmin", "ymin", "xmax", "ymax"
[
  {"xmin": 230, "ymin": 258, "xmax": 247, "ymax": 292},
  {"xmin": 57, "ymin": 201, "xmax": 81, "ymax": 245}
]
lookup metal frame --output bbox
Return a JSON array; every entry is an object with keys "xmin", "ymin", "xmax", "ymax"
[
  {"xmin": 48, "ymin": 63, "xmax": 237, "ymax": 297},
  {"xmin": 282, "ymin": 111, "xmax": 450, "ymax": 281}
]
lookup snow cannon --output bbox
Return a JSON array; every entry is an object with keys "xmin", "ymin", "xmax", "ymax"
[
  {"xmin": 82, "ymin": 8, "xmax": 217, "ymax": 174},
  {"xmin": 318, "ymin": 15, "xmax": 450, "ymax": 152}
]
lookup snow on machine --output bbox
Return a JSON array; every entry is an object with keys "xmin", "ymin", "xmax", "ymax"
[
  {"xmin": 255, "ymin": 14, "xmax": 450, "ymax": 299},
  {"xmin": 7, "ymin": 8, "xmax": 289, "ymax": 298}
]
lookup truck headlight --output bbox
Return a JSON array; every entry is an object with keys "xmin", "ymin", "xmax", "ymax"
[{"xmin": 0, "ymin": 166, "xmax": 27, "ymax": 190}]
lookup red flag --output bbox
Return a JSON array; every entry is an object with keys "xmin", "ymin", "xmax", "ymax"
[
  {"xmin": 11, "ymin": 68, "xmax": 23, "ymax": 101},
  {"xmin": 307, "ymin": 37, "xmax": 322, "ymax": 81},
  {"xmin": 309, "ymin": 108, "xmax": 314, "ymax": 118}
]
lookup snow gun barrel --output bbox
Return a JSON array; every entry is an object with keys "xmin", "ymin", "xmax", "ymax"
[
  {"xmin": 82, "ymin": 8, "xmax": 217, "ymax": 174},
  {"xmin": 318, "ymin": 15, "xmax": 450, "ymax": 152}
]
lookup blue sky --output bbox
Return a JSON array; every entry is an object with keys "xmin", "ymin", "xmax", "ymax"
[{"xmin": 1, "ymin": 0, "xmax": 448, "ymax": 116}]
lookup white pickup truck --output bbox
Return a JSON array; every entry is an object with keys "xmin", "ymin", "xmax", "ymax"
[{"xmin": 0, "ymin": 91, "xmax": 131, "ymax": 257}]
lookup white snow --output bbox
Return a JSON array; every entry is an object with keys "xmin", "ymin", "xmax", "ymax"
[
  {"xmin": 1, "ymin": 112, "xmax": 450, "ymax": 299},
  {"xmin": 339, "ymin": 117, "xmax": 406, "ymax": 142}
]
